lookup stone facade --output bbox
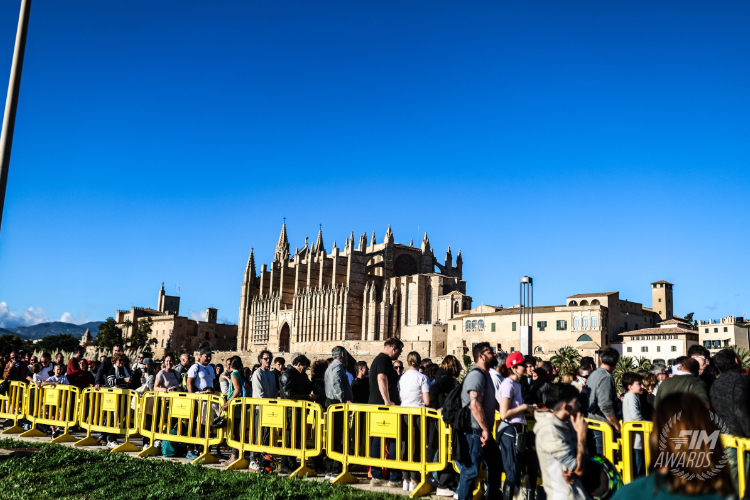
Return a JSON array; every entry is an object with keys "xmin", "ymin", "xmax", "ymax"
[
  {"xmin": 615, "ymin": 320, "xmax": 700, "ymax": 364},
  {"xmin": 115, "ymin": 285, "xmax": 238, "ymax": 358},
  {"xmin": 237, "ymin": 224, "xmax": 470, "ymax": 358},
  {"xmin": 445, "ymin": 280, "xmax": 678, "ymax": 358}
]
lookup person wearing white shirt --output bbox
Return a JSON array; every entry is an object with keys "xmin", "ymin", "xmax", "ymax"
[
  {"xmin": 397, "ymin": 351, "xmax": 431, "ymax": 492},
  {"xmin": 185, "ymin": 346, "xmax": 217, "ymax": 461}
]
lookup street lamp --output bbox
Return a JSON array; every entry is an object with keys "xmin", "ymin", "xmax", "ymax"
[{"xmin": 0, "ymin": 0, "xmax": 33, "ymax": 237}]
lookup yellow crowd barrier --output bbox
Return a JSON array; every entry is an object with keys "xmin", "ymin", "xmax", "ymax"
[
  {"xmin": 224, "ymin": 398, "xmax": 324, "ymax": 477},
  {"xmin": 19, "ymin": 384, "xmax": 80, "ymax": 442},
  {"xmin": 620, "ymin": 421, "xmax": 652, "ymax": 484},
  {"xmin": 137, "ymin": 391, "xmax": 225, "ymax": 464},
  {"xmin": 730, "ymin": 437, "xmax": 750, "ymax": 498},
  {"xmin": 585, "ymin": 418, "xmax": 621, "ymax": 473},
  {"xmin": 74, "ymin": 387, "xmax": 141, "ymax": 452},
  {"xmin": 0, "ymin": 381, "xmax": 28, "ymax": 434},
  {"xmin": 326, "ymin": 403, "xmax": 448, "ymax": 498}
]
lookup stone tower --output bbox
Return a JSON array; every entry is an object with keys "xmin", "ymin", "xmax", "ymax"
[{"xmin": 651, "ymin": 280, "xmax": 674, "ymax": 320}]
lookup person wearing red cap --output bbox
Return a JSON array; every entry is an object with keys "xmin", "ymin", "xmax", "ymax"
[{"xmin": 498, "ymin": 351, "xmax": 535, "ymax": 500}]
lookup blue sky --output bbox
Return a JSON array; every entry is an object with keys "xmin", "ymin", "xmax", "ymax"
[{"xmin": 0, "ymin": 1, "xmax": 748, "ymax": 328}]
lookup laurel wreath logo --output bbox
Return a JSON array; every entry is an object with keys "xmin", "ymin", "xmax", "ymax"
[{"xmin": 658, "ymin": 410, "xmax": 729, "ymax": 481}]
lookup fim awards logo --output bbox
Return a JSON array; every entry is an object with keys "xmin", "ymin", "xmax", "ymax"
[{"xmin": 654, "ymin": 410, "xmax": 729, "ymax": 481}]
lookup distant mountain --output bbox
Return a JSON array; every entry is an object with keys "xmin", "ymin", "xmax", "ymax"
[
  {"xmin": 0, "ymin": 327, "xmax": 17, "ymax": 336},
  {"xmin": 6, "ymin": 321, "xmax": 103, "ymax": 340}
]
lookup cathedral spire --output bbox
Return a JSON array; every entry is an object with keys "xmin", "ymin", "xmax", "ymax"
[
  {"xmin": 445, "ymin": 245, "xmax": 453, "ymax": 268},
  {"xmin": 385, "ymin": 224, "xmax": 394, "ymax": 245},
  {"xmin": 421, "ymin": 232, "xmax": 431, "ymax": 254},
  {"xmin": 274, "ymin": 222, "xmax": 290, "ymax": 261},
  {"xmin": 370, "ymin": 231, "xmax": 376, "ymax": 247},
  {"xmin": 244, "ymin": 247, "xmax": 257, "ymax": 283},
  {"xmin": 314, "ymin": 226, "xmax": 324, "ymax": 253}
]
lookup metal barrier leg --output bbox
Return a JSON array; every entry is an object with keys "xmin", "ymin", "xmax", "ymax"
[
  {"xmin": 110, "ymin": 438, "xmax": 140, "ymax": 453},
  {"xmin": 1, "ymin": 424, "xmax": 24, "ymax": 434},
  {"xmin": 19, "ymin": 425, "xmax": 46, "ymax": 438}
]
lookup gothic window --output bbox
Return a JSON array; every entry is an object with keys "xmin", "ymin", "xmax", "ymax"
[
  {"xmin": 582, "ymin": 317, "xmax": 589, "ymax": 328},
  {"xmin": 394, "ymin": 254, "xmax": 418, "ymax": 277},
  {"xmin": 465, "ymin": 320, "xmax": 471, "ymax": 330},
  {"xmin": 472, "ymin": 320, "xmax": 477, "ymax": 329},
  {"xmin": 574, "ymin": 316, "xmax": 580, "ymax": 328},
  {"xmin": 592, "ymin": 316, "xmax": 598, "ymax": 328},
  {"xmin": 478, "ymin": 320, "xmax": 484, "ymax": 329}
]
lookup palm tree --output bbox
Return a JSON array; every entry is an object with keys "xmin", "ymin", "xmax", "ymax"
[
  {"xmin": 550, "ymin": 346, "xmax": 581, "ymax": 375},
  {"xmin": 635, "ymin": 357, "xmax": 652, "ymax": 371},
  {"xmin": 613, "ymin": 356, "xmax": 635, "ymax": 392},
  {"xmin": 730, "ymin": 346, "xmax": 750, "ymax": 369}
]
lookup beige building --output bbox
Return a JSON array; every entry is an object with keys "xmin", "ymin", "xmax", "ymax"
[
  {"xmin": 444, "ymin": 280, "xmax": 679, "ymax": 359},
  {"xmin": 698, "ymin": 316, "xmax": 750, "ymax": 353},
  {"xmin": 237, "ymin": 224, "xmax": 470, "ymax": 358},
  {"xmin": 115, "ymin": 285, "xmax": 238, "ymax": 358},
  {"xmin": 616, "ymin": 318, "xmax": 700, "ymax": 364}
]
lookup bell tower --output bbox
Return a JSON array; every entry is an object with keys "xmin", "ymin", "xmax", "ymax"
[{"xmin": 651, "ymin": 280, "xmax": 673, "ymax": 320}]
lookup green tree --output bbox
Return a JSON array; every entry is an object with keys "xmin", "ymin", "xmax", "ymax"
[
  {"xmin": 0, "ymin": 334, "xmax": 30, "ymax": 354},
  {"xmin": 36, "ymin": 334, "xmax": 81, "ymax": 354},
  {"xmin": 95, "ymin": 317, "xmax": 123, "ymax": 350},
  {"xmin": 129, "ymin": 317, "xmax": 157, "ymax": 353},
  {"xmin": 684, "ymin": 312, "xmax": 699, "ymax": 331},
  {"xmin": 635, "ymin": 356, "xmax": 652, "ymax": 371},
  {"xmin": 550, "ymin": 346, "xmax": 581, "ymax": 374},
  {"xmin": 613, "ymin": 356, "xmax": 635, "ymax": 392}
]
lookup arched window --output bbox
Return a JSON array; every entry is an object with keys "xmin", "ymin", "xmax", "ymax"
[
  {"xmin": 582, "ymin": 317, "xmax": 589, "ymax": 328},
  {"xmin": 576, "ymin": 334, "xmax": 593, "ymax": 342},
  {"xmin": 592, "ymin": 316, "xmax": 598, "ymax": 328},
  {"xmin": 478, "ymin": 320, "xmax": 484, "ymax": 329},
  {"xmin": 454, "ymin": 303, "xmax": 459, "ymax": 314},
  {"xmin": 574, "ymin": 316, "xmax": 580, "ymax": 328},
  {"xmin": 591, "ymin": 299, "xmax": 600, "ymax": 305},
  {"xmin": 465, "ymin": 320, "xmax": 471, "ymax": 330},
  {"xmin": 472, "ymin": 320, "xmax": 477, "ymax": 329},
  {"xmin": 569, "ymin": 300, "xmax": 578, "ymax": 306},
  {"xmin": 580, "ymin": 300, "xmax": 589, "ymax": 306},
  {"xmin": 534, "ymin": 346, "xmax": 544, "ymax": 354}
]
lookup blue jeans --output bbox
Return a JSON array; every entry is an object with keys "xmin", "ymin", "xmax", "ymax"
[
  {"xmin": 633, "ymin": 449, "xmax": 645, "ymax": 478},
  {"xmin": 370, "ymin": 437, "xmax": 402, "ymax": 483},
  {"xmin": 457, "ymin": 430, "xmax": 502, "ymax": 500}
]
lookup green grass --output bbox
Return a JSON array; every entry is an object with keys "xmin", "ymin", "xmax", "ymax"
[{"xmin": 0, "ymin": 438, "xmax": 401, "ymax": 500}]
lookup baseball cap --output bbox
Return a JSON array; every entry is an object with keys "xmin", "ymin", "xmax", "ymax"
[
  {"xmin": 142, "ymin": 358, "xmax": 153, "ymax": 365},
  {"xmin": 199, "ymin": 346, "xmax": 213, "ymax": 356},
  {"xmin": 506, "ymin": 352, "xmax": 525, "ymax": 368}
]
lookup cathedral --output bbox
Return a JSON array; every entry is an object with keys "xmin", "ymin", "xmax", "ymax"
[{"xmin": 237, "ymin": 224, "xmax": 471, "ymax": 357}]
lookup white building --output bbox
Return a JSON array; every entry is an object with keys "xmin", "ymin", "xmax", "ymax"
[
  {"xmin": 698, "ymin": 316, "xmax": 750, "ymax": 354},
  {"xmin": 618, "ymin": 318, "xmax": 700, "ymax": 364}
]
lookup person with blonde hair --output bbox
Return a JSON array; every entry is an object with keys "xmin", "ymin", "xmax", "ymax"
[
  {"xmin": 561, "ymin": 370, "xmax": 577, "ymax": 387},
  {"xmin": 612, "ymin": 392, "xmax": 734, "ymax": 500},
  {"xmin": 398, "ymin": 351, "xmax": 431, "ymax": 492}
]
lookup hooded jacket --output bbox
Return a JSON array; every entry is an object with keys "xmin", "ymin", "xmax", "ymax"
[{"xmin": 533, "ymin": 410, "xmax": 590, "ymax": 500}]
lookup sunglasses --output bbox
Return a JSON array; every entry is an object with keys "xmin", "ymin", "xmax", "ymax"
[{"xmin": 262, "ymin": 357, "xmax": 272, "ymax": 361}]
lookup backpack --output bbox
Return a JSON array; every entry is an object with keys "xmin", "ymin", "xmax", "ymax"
[
  {"xmin": 441, "ymin": 367, "xmax": 482, "ymax": 426},
  {"xmin": 161, "ymin": 429, "xmax": 187, "ymax": 457}
]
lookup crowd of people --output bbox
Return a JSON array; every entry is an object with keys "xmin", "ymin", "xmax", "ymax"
[{"xmin": 2, "ymin": 339, "xmax": 747, "ymax": 500}]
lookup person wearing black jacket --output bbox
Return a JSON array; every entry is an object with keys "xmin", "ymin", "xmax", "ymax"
[
  {"xmin": 93, "ymin": 344, "xmax": 122, "ymax": 446},
  {"xmin": 428, "ymin": 355, "xmax": 462, "ymax": 496},
  {"xmin": 351, "ymin": 361, "xmax": 370, "ymax": 404},
  {"xmin": 710, "ymin": 349, "xmax": 750, "ymax": 492},
  {"xmin": 278, "ymin": 355, "xmax": 313, "ymax": 476}
]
